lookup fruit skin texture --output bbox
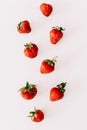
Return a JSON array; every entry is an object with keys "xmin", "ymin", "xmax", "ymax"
[
  {"xmin": 17, "ymin": 20, "xmax": 31, "ymax": 33},
  {"xmin": 24, "ymin": 42, "xmax": 38, "ymax": 58},
  {"xmin": 29, "ymin": 108, "xmax": 44, "ymax": 122},
  {"xmin": 19, "ymin": 82, "xmax": 37, "ymax": 100},
  {"xmin": 50, "ymin": 82, "xmax": 66, "ymax": 101},
  {"xmin": 40, "ymin": 3, "xmax": 53, "ymax": 17},
  {"xmin": 40, "ymin": 57, "xmax": 57, "ymax": 74},
  {"xmin": 50, "ymin": 26, "xmax": 64, "ymax": 44}
]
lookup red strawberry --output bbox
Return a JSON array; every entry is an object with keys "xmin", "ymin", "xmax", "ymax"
[
  {"xmin": 17, "ymin": 20, "xmax": 31, "ymax": 33},
  {"xmin": 50, "ymin": 82, "xmax": 66, "ymax": 101},
  {"xmin": 28, "ymin": 107, "xmax": 44, "ymax": 122},
  {"xmin": 50, "ymin": 26, "xmax": 65, "ymax": 44},
  {"xmin": 40, "ymin": 3, "xmax": 53, "ymax": 17},
  {"xmin": 24, "ymin": 42, "xmax": 38, "ymax": 58},
  {"xmin": 40, "ymin": 57, "xmax": 57, "ymax": 74},
  {"xmin": 19, "ymin": 82, "xmax": 37, "ymax": 100}
]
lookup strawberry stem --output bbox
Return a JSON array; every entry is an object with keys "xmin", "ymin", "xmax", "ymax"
[
  {"xmin": 24, "ymin": 43, "xmax": 33, "ymax": 48},
  {"xmin": 17, "ymin": 22, "xmax": 22, "ymax": 30},
  {"xmin": 45, "ymin": 56, "xmax": 58, "ymax": 66},
  {"xmin": 52, "ymin": 26, "xmax": 65, "ymax": 31},
  {"xmin": 57, "ymin": 82, "xmax": 67, "ymax": 93},
  {"xmin": 28, "ymin": 107, "xmax": 37, "ymax": 118},
  {"xmin": 18, "ymin": 81, "xmax": 36, "ymax": 93}
]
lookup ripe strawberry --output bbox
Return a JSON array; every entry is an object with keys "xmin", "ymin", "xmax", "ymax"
[
  {"xmin": 24, "ymin": 42, "xmax": 38, "ymax": 58},
  {"xmin": 28, "ymin": 107, "xmax": 44, "ymax": 122},
  {"xmin": 40, "ymin": 3, "xmax": 53, "ymax": 17},
  {"xmin": 40, "ymin": 57, "xmax": 57, "ymax": 74},
  {"xmin": 50, "ymin": 82, "xmax": 66, "ymax": 101},
  {"xmin": 17, "ymin": 20, "xmax": 31, "ymax": 33},
  {"xmin": 50, "ymin": 26, "xmax": 65, "ymax": 44},
  {"xmin": 19, "ymin": 82, "xmax": 37, "ymax": 100}
]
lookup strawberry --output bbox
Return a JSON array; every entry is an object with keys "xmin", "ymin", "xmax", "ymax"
[
  {"xmin": 50, "ymin": 26, "xmax": 65, "ymax": 44},
  {"xmin": 17, "ymin": 20, "xmax": 31, "ymax": 33},
  {"xmin": 24, "ymin": 42, "xmax": 38, "ymax": 58},
  {"xmin": 28, "ymin": 107, "xmax": 44, "ymax": 122},
  {"xmin": 40, "ymin": 57, "xmax": 57, "ymax": 74},
  {"xmin": 19, "ymin": 82, "xmax": 37, "ymax": 100},
  {"xmin": 50, "ymin": 82, "xmax": 66, "ymax": 101},
  {"xmin": 40, "ymin": 3, "xmax": 53, "ymax": 17}
]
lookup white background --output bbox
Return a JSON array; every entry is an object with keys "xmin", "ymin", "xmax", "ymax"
[{"xmin": 0, "ymin": 0, "xmax": 87, "ymax": 129}]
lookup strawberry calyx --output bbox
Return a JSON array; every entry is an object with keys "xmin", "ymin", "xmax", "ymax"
[
  {"xmin": 17, "ymin": 22, "xmax": 22, "ymax": 30},
  {"xmin": 52, "ymin": 26, "xmax": 65, "ymax": 32},
  {"xmin": 28, "ymin": 107, "xmax": 37, "ymax": 120},
  {"xmin": 45, "ymin": 59, "xmax": 55, "ymax": 66},
  {"xmin": 57, "ymin": 82, "xmax": 67, "ymax": 93},
  {"xmin": 19, "ymin": 81, "xmax": 36, "ymax": 93},
  {"xmin": 24, "ymin": 43, "xmax": 34, "ymax": 49},
  {"xmin": 45, "ymin": 56, "xmax": 58, "ymax": 66}
]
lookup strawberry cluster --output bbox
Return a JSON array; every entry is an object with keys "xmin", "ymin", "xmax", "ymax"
[{"xmin": 17, "ymin": 3, "xmax": 67, "ymax": 123}]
